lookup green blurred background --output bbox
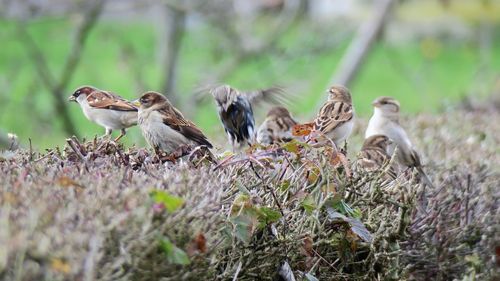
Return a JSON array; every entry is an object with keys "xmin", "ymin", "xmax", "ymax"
[{"xmin": 0, "ymin": 0, "xmax": 499, "ymax": 149}]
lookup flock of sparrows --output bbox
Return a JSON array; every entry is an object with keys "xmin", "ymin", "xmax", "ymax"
[{"xmin": 69, "ymin": 85, "xmax": 433, "ymax": 185}]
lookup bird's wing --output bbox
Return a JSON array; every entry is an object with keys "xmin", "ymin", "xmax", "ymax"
[
  {"xmin": 244, "ymin": 87, "xmax": 288, "ymax": 105},
  {"xmin": 159, "ymin": 106, "xmax": 213, "ymax": 148},
  {"xmin": 358, "ymin": 149, "xmax": 397, "ymax": 179},
  {"xmin": 314, "ymin": 100, "xmax": 353, "ymax": 133},
  {"xmin": 87, "ymin": 90, "xmax": 137, "ymax": 111}
]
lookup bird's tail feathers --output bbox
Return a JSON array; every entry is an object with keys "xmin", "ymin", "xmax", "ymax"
[{"xmin": 416, "ymin": 165, "xmax": 435, "ymax": 190}]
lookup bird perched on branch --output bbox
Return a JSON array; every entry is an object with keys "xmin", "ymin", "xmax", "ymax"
[
  {"xmin": 365, "ymin": 96, "xmax": 434, "ymax": 188},
  {"xmin": 135, "ymin": 91, "xmax": 212, "ymax": 157},
  {"xmin": 210, "ymin": 84, "xmax": 286, "ymax": 150},
  {"xmin": 357, "ymin": 135, "xmax": 397, "ymax": 180},
  {"xmin": 313, "ymin": 85, "xmax": 355, "ymax": 148},
  {"xmin": 256, "ymin": 106, "xmax": 298, "ymax": 145},
  {"xmin": 69, "ymin": 86, "xmax": 138, "ymax": 141}
]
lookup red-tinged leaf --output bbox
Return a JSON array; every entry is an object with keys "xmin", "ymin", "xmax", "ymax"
[
  {"xmin": 56, "ymin": 176, "xmax": 84, "ymax": 192},
  {"xmin": 300, "ymin": 235, "xmax": 313, "ymax": 257},
  {"xmin": 186, "ymin": 233, "xmax": 207, "ymax": 256},
  {"xmin": 292, "ymin": 123, "xmax": 314, "ymax": 137}
]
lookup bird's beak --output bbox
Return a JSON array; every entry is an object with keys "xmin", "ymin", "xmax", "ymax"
[
  {"xmin": 371, "ymin": 100, "xmax": 379, "ymax": 107},
  {"xmin": 68, "ymin": 95, "xmax": 76, "ymax": 102},
  {"xmin": 131, "ymin": 99, "xmax": 141, "ymax": 107}
]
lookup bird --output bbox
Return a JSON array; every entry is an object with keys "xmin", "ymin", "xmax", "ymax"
[
  {"xmin": 256, "ymin": 106, "xmax": 298, "ymax": 145},
  {"xmin": 210, "ymin": 84, "xmax": 286, "ymax": 150},
  {"xmin": 365, "ymin": 96, "xmax": 434, "ymax": 188},
  {"xmin": 135, "ymin": 91, "xmax": 212, "ymax": 156},
  {"xmin": 357, "ymin": 135, "xmax": 397, "ymax": 180},
  {"xmin": 69, "ymin": 86, "xmax": 138, "ymax": 142},
  {"xmin": 313, "ymin": 85, "xmax": 355, "ymax": 148}
]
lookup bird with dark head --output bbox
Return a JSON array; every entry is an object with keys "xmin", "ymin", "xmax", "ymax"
[
  {"xmin": 69, "ymin": 85, "xmax": 138, "ymax": 141},
  {"xmin": 135, "ymin": 91, "xmax": 212, "ymax": 156},
  {"xmin": 357, "ymin": 135, "xmax": 397, "ymax": 180},
  {"xmin": 366, "ymin": 96, "xmax": 434, "ymax": 188},
  {"xmin": 313, "ymin": 85, "xmax": 355, "ymax": 147},
  {"xmin": 257, "ymin": 106, "xmax": 298, "ymax": 145},
  {"xmin": 210, "ymin": 84, "xmax": 286, "ymax": 150}
]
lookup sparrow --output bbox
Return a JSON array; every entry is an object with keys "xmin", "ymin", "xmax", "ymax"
[
  {"xmin": 256, "ymin": 106, "xmax": 298, "ymax": 145},
  {"xmin": 357, "ymin": 135, "xmax": 397, "ymax": 180},
  {"xmin": 69, "ymin": 86, "xmax": 138, "ymax": 142},
  {"xmin": 313, "ymin": 85, "xmax": 355, "ymax": 147},
  {"xmin": 135, "ymin": 91, "xmax": 212, "ymax": 155},
  {"xmin": 210, "ymin": 84, "xmax": 286, "ymax": 149},
  {"xmin": 365, "ymin": 96, "xmax": 434, "ymax": 188}
]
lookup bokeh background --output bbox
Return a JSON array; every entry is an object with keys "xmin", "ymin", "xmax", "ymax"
[{"xmin": 0, "ymin": 0, "xmax": 499, "ymax": 149}]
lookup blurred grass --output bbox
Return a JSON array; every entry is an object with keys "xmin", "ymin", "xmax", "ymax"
[{"xmin": 0, "ymin": 17, "xmax": 498, "ymax": 149}]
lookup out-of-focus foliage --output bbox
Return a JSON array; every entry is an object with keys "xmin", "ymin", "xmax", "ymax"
[{"xmin": 0, "ymin": 0, "xmax": 499, "ymax": 148}]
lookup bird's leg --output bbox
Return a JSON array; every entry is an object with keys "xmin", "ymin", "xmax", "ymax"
[
  {"xmin": 114, "ymin": 129, "xmax": 126, "ymax": 142},
  {"xmin": 100, "ymin": 128, "xmax": 113, "ymax": 141},
  {"xmin": 151, "ymin": 146, "xmax": 163, "ymax": 163}
]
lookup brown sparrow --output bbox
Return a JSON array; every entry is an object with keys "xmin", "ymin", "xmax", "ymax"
[
  {"xmin": 313, "ymin": 85, "xmax": 355, "ymax": 147},
  {"xmin": 136, "ymin": 91, "xmax": 212, "ymax": 155},
  {"xmin": 69, "ymin": 86, "xmax": 138, "ymax": 141},
  {"xmin": 210, "ymin": 84, "xmax": 286, "ymax": 149},
  {"xmin": 365, "ymin": 96, "xmax": 434, "ymax": 187},
  {"xmin": 357, "ymin": 135, "xmax": 397, "ymax": 180},
  {"xmin": 256, "ymin": 106, "xmax": 298, "ymax": 145}
]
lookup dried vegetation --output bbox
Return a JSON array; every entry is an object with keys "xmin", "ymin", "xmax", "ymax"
[{"xmin": 0, "ymin": 99, "xmax": 498, "ymax": 281}]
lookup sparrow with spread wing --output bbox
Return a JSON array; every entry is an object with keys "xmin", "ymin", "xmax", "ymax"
[
  {"xmin": 210, "ymin": 84, "xmax": 286, "ymax": 150},
  {"xmin": 313, "ymin": 85, "xmax": 355, "ymax": 148},
  {"xmin": 69, "ymin": 86, "xmax": 138, "ymax": 141},
  {"xmin": 256, "ymin": 106, "xmax": 298, "ymax": 145},
  {"xmin": 357, "ymin": 135, "xmax": 397, "ymax": 180},
  {"xmin": 136, "ymin": 91, "xmax": 212, "ymax": 156},
  {"xmin": 365, "ymin": 96, "xmax": 434, "ymax": 188}
]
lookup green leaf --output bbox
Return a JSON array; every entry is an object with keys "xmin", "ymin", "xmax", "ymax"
[
  {"xmin": 150, "ymin": 190, "xmax": 184, "ymax": 212},
  {"xmin": 327, "ymin": 196, "xmax": 359, "ymax": 217},
  {"xmin": 301, "ymin": 195, "xmax": 317, "ymax": 214},
  {"xmin": 279, "ymin": 180, "xmax": 291, "ymax": 192},
  {"xmin": 282, "ymin": 140, "xmax": 300, "ymax": 154},
  {"xmin": 257, "ymin": 207, "xmax": 282, "ymax": 228},
  {"xmin": 158, "ymin": 237, "xmax": 190, "ymax": 265},
  {"xmin": 351, "ymin": 207, "xmax": 362, "ymax": 219},
  {"xmin": 231, "ymin": 215, "xmax": 254, "ymax": 244}
]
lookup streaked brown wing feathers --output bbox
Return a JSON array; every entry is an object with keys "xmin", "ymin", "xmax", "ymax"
[
  {"xmin": 87, "ymin": 90, "xmax": 137, "ymax": 111},
  {"xmin": 159, "ymin": 106, "xmax": 213, "ymax": 148},
  {"xmin": 314, "ymin": 101, "xmax": 353, "ymax": 132}
]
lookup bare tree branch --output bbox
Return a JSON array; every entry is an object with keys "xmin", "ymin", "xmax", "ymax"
[
  {"xmin": 160, "ymin": 3, "xmax": 186, "ymax": 104},
  {"xmin": 326, "ymin": 0, "xmax": 395, "ymax": 89},
  {"xmin": 16, "ymin": 0, "xmax": 105, "ymax": 137},
  {"xmin": 206, "ymin": 0, "xmax": 307, "ymax": 81}
]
